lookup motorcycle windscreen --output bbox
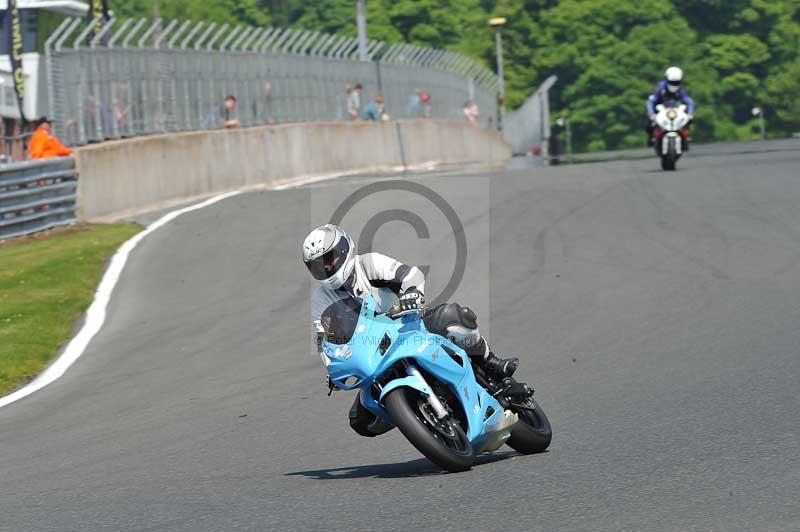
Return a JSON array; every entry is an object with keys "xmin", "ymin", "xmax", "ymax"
[{"xmin": 320, "ymin": 296, "xmax": 363, "ymax": 345}]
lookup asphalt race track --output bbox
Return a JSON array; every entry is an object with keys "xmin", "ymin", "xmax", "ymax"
[{"xmin": 2, "ymin": 141, "xmax": 800, "ymax": 531}]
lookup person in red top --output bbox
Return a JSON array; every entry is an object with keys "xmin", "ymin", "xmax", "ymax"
[{"xmin": 28, "ymin": 117, "xmax": 73, "ymax": 159}]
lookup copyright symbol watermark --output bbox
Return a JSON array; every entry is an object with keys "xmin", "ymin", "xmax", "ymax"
[
  {"xmin": 309, "ymin": 174, "xmax": 491, "ymax": 333},
  {"xmin": 328, "ymin": 180, "xmax": 467, "ymax": 307}
]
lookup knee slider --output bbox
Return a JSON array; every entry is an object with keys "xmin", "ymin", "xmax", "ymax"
[
  {"xmin": 423, "ymin": 302, "xmax": 479, "ymax": 350},
  {"xmin": 458, "ymin": 305, "xmax": 478, "ymax": 329},
  {"xmin": 426, "ymin": 302, "xmax": 477, "ymax": 332}
]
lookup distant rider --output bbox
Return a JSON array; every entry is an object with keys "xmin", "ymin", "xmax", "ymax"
[
  {"xmin": 302, "ymin": 224, "xmax": 519, "ymax": 437},
  {"xmin": 646, "ymin": 66, "xmax": 695, "ymax": 146}
]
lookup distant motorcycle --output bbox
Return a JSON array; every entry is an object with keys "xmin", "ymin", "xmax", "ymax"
[
  {"xmin": 321, "ymin": 295, "xmax": 552, "ymax": 472},
  {"xmin": 652, "ymin": 102, "xmax": 690, "ymax": 170}
]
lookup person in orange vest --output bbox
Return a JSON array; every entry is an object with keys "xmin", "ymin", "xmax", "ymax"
[{"xmin": 28, "ymin": 117, "xmax": 73, "ymax": 159}]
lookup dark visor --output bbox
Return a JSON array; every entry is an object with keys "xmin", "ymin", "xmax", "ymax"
[{"xmin": 305, "ymin": 238, "xmax": 350, "ymax": 280}]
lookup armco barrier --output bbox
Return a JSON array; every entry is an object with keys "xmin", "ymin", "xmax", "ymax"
[
  {"xmin": 0, "ymin": 158, "xmax": 78, "ymax": 240},
  {"xmin": 75, "ymin": 120, "xmax": 511, "ymax": 220}
]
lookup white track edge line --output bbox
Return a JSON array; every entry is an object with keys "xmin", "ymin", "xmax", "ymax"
[{"xmin": 0, "ymin": 190, "xmax": 243, "ymax": 409}]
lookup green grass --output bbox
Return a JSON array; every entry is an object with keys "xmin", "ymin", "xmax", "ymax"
[{"xmin": 0, "ymin": 224, "xmax": 141, "ymax": 397}]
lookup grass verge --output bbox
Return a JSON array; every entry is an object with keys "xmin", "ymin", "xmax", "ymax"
[{"xmin": 0, "ymin": 224, "xmax": 141, "ymax": 397}]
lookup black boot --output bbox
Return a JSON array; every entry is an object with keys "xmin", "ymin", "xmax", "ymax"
[
  {"xmin": 483, "ymin": 352, "xmax": 519, "ymax": 379},
  {"xmin": 349, "ymin": 395, "xmax": 394, "ymax": 437}
]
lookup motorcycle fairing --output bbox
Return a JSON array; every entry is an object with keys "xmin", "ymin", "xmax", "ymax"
[{"xmin": 323, "ymin": 295, "xmax": 508, "ymax": 443}]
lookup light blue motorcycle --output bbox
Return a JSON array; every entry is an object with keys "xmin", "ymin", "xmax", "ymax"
[{"xmin": 321, "ymin": 295, "xmax": 551, "ymax": 472}]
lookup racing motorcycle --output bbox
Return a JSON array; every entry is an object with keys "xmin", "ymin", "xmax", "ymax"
[
  {"xmin": 652, "ymin": 102, "xmax": 691, "ymax": 171},
  {"xmin": 321, "ymin": 295, "xmax": 552, "ymax": 472}
]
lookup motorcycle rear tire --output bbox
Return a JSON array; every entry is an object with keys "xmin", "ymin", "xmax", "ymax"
[
  {"xmin": 506, "ymin": 396, "xmax": 553, "ymax": 454},
  {"xmin": 384, "ymin": 387, "xmax": 475, "ymax": 472}
]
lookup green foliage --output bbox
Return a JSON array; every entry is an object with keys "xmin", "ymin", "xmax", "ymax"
[
  {"xmin": 703, "ymin": 34, "xmax": 770, "ymax": 73},
  {"xmin": 767, "ymin": 58, "xmax": 800, "ymax": 132},
  {"xmin": 113, "ymin": 0, "xmax": 270, "ymax": 27},
  {"xmin": 110, "ymin": 0, "xmax": 800, "ymax": 150}
]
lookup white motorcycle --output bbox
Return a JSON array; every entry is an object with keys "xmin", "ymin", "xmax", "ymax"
[{"xmin": 652, "ymin": 103, "xmax": 691, "ymax": 171}]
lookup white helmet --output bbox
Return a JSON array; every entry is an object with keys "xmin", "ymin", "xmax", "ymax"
[
  {"xmin": 665, "ymin": 66, "xmax": 683, "ymax": 93},
  {"xmin": 302, "ymin": 224, "xmax": 356, "ymax": 290}
]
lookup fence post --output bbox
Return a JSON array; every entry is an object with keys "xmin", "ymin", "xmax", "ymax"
[{"xmin": 44, "ymin": 18, "xmax": 73, "ymax": 137}]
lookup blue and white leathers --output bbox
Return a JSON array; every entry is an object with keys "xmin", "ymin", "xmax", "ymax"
[{"xmin": 322, "ymin": 295, "xmax": 517, "ymax": 453}]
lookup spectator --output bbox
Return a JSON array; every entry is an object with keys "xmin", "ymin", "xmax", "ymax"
[
  {"xmin": 407, "ymin": 90, "xmax": 422, "ymax": 117},
  {"xmin": 419, "ymin": 91, "xmax": 431, "ymax": 118},
  {"xmin": 463, "ymin": 100, "xmax": 480, "ymax": 125},
  {"xmin": 407, "ymin": 90, "xmax": 430, "ymax": 118},
  {"xmin": 114, "ymin": 82, "xmax": 130, "ymax": 134},
  {"xmin": 28, "ymin": 117, "xmax": 72, "ymax": 159},
  {"xmin": 362, "ymin": 95, "xmax": 389, "ymax": 121},
  {"xmin": 220, "ymin": 95, "xmax": 240, "ymax": 128},
  {"xmin": 338, "ymin": 84, "xmax": 353, "ymax": 120},
  {"xmin": 347, "ymin": 83, "xmax": 363, "ymax": 120}
]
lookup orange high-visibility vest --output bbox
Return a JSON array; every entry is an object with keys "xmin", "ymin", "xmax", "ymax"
[{"xmin": 28, "ymin": 128, "xmax": 73, "ymax": 159}]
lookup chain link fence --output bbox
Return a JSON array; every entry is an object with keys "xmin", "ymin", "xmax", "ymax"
[
  {"xmin": 44, "ymin": 17, "xmax": 499, "ymax": 146},
  {"xmin": 503, "ymin": 75, "xmax": 557, "ymax": 155}
]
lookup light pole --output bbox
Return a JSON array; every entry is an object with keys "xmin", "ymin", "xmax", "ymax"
[
  {"xmin": 752, "ymin": 106, "xmax": 766, "ymax": 141},
  {"xmin": 489, "ymin": 17, "xmax": 507, "ymax": 131},
  {"xmin": 356, "ymin": 0, "xmax": 368, "ymax": 61}
]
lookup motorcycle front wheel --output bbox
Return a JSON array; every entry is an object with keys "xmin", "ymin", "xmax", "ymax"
[
  {"xmin": 506, "ymin": 396, "xmax": 552, "ymax": 454},
  {"xmin": 661, "ymin": 139, "xmax": 678, "ymax": 170},
  {"xmin": 384, "ymin": 387, "xmax": 475, "ymax": 472}
]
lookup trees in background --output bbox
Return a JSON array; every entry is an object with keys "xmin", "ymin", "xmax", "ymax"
[{"xmin": 110, "ymin": 0, "xmax": 800, "ymax": 151}]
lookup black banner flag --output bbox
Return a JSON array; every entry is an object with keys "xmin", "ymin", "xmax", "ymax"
[
  {"xmin": 87, "ymin": 0, "xmax": 111, "ymax": 43},
  {"xmin": 7, "ymin": 0, "xmax": 26, "ymax": 121}
]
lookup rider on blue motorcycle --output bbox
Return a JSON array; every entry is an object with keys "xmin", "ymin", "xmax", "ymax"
[
  {"xmin": 302, "ymin": 224, "xmax": 519, "ymax": 437},
  {"xmin": 646, "ymin": 66, "xmax": 696, "ymax": 146}
]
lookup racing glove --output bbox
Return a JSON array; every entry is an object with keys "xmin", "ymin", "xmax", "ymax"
[{"xmin": 388, "ymin": 287, "xmax": 424, "ymax": 318}]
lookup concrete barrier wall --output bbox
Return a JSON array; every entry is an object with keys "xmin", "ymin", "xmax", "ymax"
[{"xmin": 75, "ymin": 120, "xmax": 510, "ymax": 220}]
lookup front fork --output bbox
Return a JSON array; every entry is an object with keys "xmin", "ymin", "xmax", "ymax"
[{"xmin": 405, "ymin": 362, "xmax": 449, "ymax": 419}]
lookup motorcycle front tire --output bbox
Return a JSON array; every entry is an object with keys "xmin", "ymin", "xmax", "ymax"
[
  {"xmin": 661, "ymin": 139, "xmax": 677, "ymax": 171},
  {"xmin": 384, "ymin": 387, "xmax": 475, "ymax": 472}
]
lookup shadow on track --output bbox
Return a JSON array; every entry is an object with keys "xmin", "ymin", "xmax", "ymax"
[{"xmin": 286, "ymin": 451, "xmax": 520, "ymax": 480}]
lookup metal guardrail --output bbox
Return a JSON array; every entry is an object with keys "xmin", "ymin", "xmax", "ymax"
[
  {"xmin": 45, "ymin": 17, "xmax": 500, "ymax": 146},
  {"xmin": 0, "ymin": 133, "xmax": 33, "ymax": 163},
  {"xmin": 0, "ymin": 157, "xmax": 78, "ymax": 240}
]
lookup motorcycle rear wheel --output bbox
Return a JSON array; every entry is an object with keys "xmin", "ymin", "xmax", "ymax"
[
  {"xmin": 506, "ymin": 396, "xmax": 552, "ymax": 454},
  {"xmin": 384, "ymin": 387, "xmax": 475, "ymax": 472}
]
